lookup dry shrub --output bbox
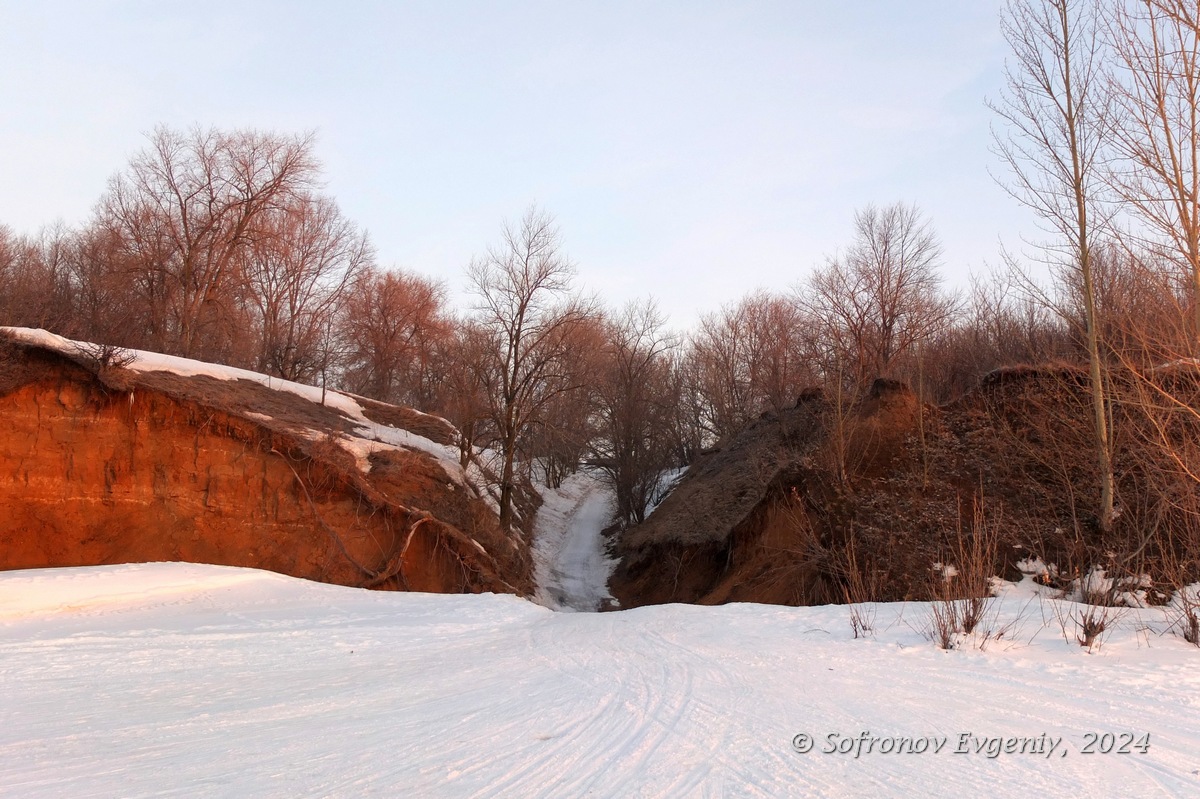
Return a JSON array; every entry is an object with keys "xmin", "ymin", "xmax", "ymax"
[
  {"xmin": 1162, "ymin": 556, "xmax": 1200, "ymax": 646},
  {"xmin": 1178, "ymin": 600, "xmax": 1200, "ymax": 647},
  {"xmin": 1169, "ymin": 575, "xmax": 1200, "ymax": 647},
  {"xmin": 69, "ymin": 341, "xmax": 136, "ymax": 383},
  {"xmin": 958, "ymin": 596, "xmax": 990, "ymax": 636},
  {"xmin": 927, "ymin": 598, "xmax": 962, "ymax": 650},
  {"xmin": 1075, "ymin": 603, "xmax": 1116, "ymax": 651},
  {"xmin": 1045, "ymin": 579, "xmax": 1123, "ymax": 652},
  {"xmin": 840, "ymin": 533, "xmax": 883, "ymax": 638},
  {"xmin": 925, "ymin": 497, "xmax": 1002, "ymax": 648}
]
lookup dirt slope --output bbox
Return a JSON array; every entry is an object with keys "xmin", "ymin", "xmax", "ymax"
[
  {"xmin": 0, "ymin": 330, "xmax": 532, "ymax": 595},
  {"xmin": 611, "ymin": 370, "xmax": 1200, "ymax": 608}
]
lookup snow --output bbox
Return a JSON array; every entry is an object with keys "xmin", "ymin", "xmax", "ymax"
[
  {"xmin": 1016, "ymin": 557, "xmax": 1054, "ymax": 580},
  {"xmin": 0, "ymin": 327, "xmax": 467, "ymax": 485},
  {"xmin": 532, "ymin": 470, "xmax": 618, "ymax": 611},
  {"xmin": 932, "ymin": 562, "xmax": 959, "ymax": 581},
  {"xmin": 645, "ymin": 466, "xmax": 687, "ymax": 518},
  {"xmin": 531, "ymin": 467, "xmax": 690, "ymax": 611},
  {"xmin": 3, "ymin": 562, "xmax": 1200, "ymax": 797},
  {"xmin": 1152, "ymin": 357, "xmax": 1200, "ymax": 371},
  {"xmin": 339, "ymin": 415, "xmax": 465, "ymax": 484}
]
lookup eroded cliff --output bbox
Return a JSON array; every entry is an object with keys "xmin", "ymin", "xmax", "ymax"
[
  {"xmin": 0, "ymin": 329, "xmax": 532, "ymax": 595},
  {"xmin": 611, "ymin": 370, "xmax": 1200, "ymax": 608}
]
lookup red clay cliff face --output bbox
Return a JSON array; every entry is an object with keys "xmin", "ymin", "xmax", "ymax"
[{"xmin": 0, "ymin": 337, "xmax": 531, "ymax": 595}]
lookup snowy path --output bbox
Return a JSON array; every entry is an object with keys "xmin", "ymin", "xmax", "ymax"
[
  {"xmin": 3, "ymin": 563, "xmax": 1200, "ymax": 798},
  {"xmin": 532, "ymin": 472, "xmax": 617, "ymax": 612}
]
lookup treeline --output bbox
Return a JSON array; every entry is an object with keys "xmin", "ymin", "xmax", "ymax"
[
  {"xmin": 0, "ymin": 126, "xmax": 1063, "ymax": 530},
  {"xmin": 0, "ymin": 120, "xmax": 1183, "ymax": 538}
]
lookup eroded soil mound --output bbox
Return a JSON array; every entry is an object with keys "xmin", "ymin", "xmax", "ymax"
[
  {"xmin": 611, "ymin": 370, "xmax": 1200, "ymax": 608},
  {"xmin": 0, "ymin": 329, "xmax": 533, "ymax": 595}
]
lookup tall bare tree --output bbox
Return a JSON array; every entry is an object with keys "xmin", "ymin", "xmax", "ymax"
[
  {"xmin": 0, "ymin": 224, "xmax": 75, "ymax": 333},
  {"xmin": 338, "ymin": 266, "xmax": 450, "ymax": 406},
  {"xmin": 467, "ymin": 206, "xmax": 596, "ymax": 531},
  {"xmin": 1107, "ymin": 0, "xmax": 1200, "ymax": 352},
  {"xmin": 63, "ymin": 224, "xmax": 127, "ymax": 345},
  {"xmin": 97, "ymin": 125, "xmax": 318, "ymax": 360},
  {"xmin": 801, "ymin": 202, "xmax": 957, "ymax": 389},
  {"xmin": 685, "ymin": 290, "xmax": 815, "ymax": 443},
  {"xmin": 523, "ymin": 313, "xmax": 606, "ymax": 489},
  {"xmin": 592, "ymin": 300, "xmax": 681, "ymax": 526},
  {"xmin": 991, "ymin": 0, "xmax": 1116, "ymax": 530},
  {"xmin": 687, "ymin": 301, "xmax": 756, "ymax": 441},
  {"xmin": 244, "ymin": 195, "xmax": 371, "ymax": 382}
]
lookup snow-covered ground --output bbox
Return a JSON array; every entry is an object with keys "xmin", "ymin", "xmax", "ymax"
[
  {"xmin": 531, "ymin": 471, "xmax": 618, "ymax": 612},
  {"xmin": 2, "ymin": 562, "xmax": 1199, "ymax": 798}
]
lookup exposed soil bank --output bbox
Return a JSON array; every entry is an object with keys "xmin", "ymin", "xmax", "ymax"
[
  {"xmin": 0, "ymin": 332, "xmax": 532, "ymax": 595},
  {"xmin": 612, "ymin": 371, "xmax": 1200, "ymax": 608}
]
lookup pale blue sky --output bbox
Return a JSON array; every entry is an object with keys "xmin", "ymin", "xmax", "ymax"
[{"xmin": 0, "ymin": 1, "xmax": 1030, "ymax": 325}]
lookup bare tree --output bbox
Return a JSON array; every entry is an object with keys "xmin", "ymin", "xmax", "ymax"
[
  {"xmin": 0, "ymin": 225, "xmax": 20, "ymax": 326},
  {"xmin": 685, "ymin": 290, "xmax": 815, "ymax": 443},
  {"xmin": 244, "ymin": 194, "xmax": 371, "ymax": 382},
  {"xmin": 922, "ymin": 270, "xmax": 1072, "ymax": 401},
  {"xmin": 437, "ymin": 319, "xmax": 500, "ymax": 468},
  {"xmin": 62, "ymin": 225, "xmax": 128, "ymax": 345},
  {"xmin": 97, "ymin": 125, "xmax": 318, "ymax": 360},
  {"xmin": 687, "ymin": 301, "xmax": 756, "ymax": 441},
  {"xmin": 751, "ymin": 293, "xmax": 817, "ymax": 411},
  {"xmin": 338, "ymin": 266, "xmax": 450, "ymax": 406},
  {"xmin": 1060, "ymin": 244, "xmax": 1200, "ymax": 581},
  {"xmin": 467, "ymin": 206, "xmax": 597, "ymax": 531},
  {"xmin": 801, "ymin": 202, "xmax": 957, "ymax": 389},
  {"xmin": 523, "ymin": 313, "xmax": 606, "ymax": 489},
  {"xmin": 668, "ymin": 347, "xmax": 710, "ymax": 464},
  {"xmin": 991, "ymin": 0, "xmax": 1117, "ymax": 531},
  {"xmin": 1107, "ymin": 0, "xmax": 1200, "ymax": 351},
  {"xmin": 592, "ymin": 300, "xmax": 681, "ymax": 526},
  {"xmin": 0, "ymin": 224, "xmax": 76, "ymax": 333}
]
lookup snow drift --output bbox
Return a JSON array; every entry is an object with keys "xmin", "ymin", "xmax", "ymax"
[{"xmin": 2, "ymin": 562, "xmax": 1198, "ymax": 797}]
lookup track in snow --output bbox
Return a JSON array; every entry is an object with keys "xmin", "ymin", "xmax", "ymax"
[
  {"xmin": 532, "ymin": 471, "xmax": 617, "ymax": 612},
  {"xmin": 3, "ymin": 563, "xmax": 1200, "ymax": 798}
]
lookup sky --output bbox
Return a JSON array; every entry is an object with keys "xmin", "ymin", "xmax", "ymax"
[{"xmin": 0, "ymin": 0, "xmax": 1035, "ymax": 327}]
